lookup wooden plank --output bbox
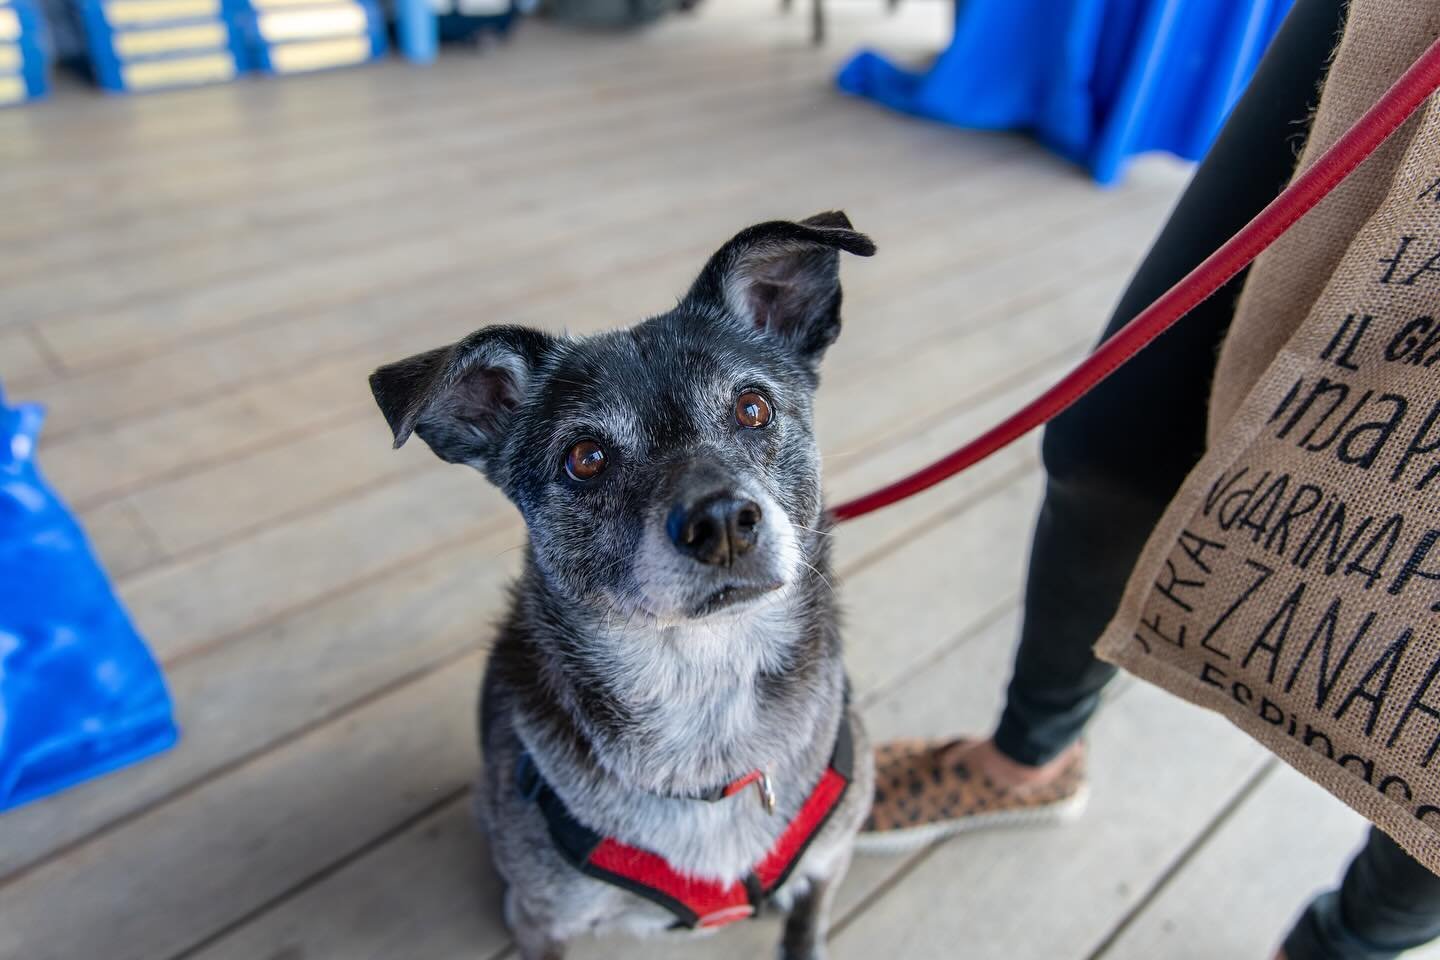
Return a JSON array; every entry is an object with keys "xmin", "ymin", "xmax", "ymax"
[
  {"xmin": 0, "ymin": 47, "xmax": 835, "ymax": 244},
  {"xmin": 828, "ymin": 685, "xmax": 1269, "ymax": 960},
  {"xmin": 79, "ymin": 499, "xmax": 167, "ymax": 580},
  {"xmin": 816, "ymin": 266, "xmax": 1138, "ymax": 465},
  {"xmin": 117, "ymin": 460, "xmax": 511, "ymax": 663},
  {"xmin": 843, "ymin": 466, "xmax": 1038, "ymax": 696},
  {"xmin": 0, "ymin": 52, "xmax": 840, "ymax": 260},
  {"xmin": 22, "ymin": 100, "xmax": 995, "ymax": 372},
  {"xmin": 106, "ymin": 417, "xmax": 418, "ymax": 559},
  {"xmin": 183, "ymin": 796, "xmax": 510, "ymax": 960},
  {"xmin": 0, "ymin": 518, "xmax": 524, "ymax": 880},
  {"xmin": 0, "ymin": 520, "xmax": 524, "ymax": 880},
  {"xmin": 582, "ymin": 182, "xmax": 1169, "ymax": 386},
  {"xmin": 37, "ymin": 357, "xmax": 369, "ymax": 508},
  {"xmin": 0, "ymin": 325, "xmax": 52, "ymax": 383},
  {"xmin": 0, "ymin": 6, "xmax": 882, "ymax": 173},
  {"xmin": 0, "ymin": 57, "xmax": 466, "ymax": 160},
  {"xmin": 16, "ymin": 84, "xmax": 823, "ymax": 343},
  {"xmin": 826, "ymin": 361, "xmax": 1065, "ymax": 566},
  {"xmin": 6, "ymin": 112, "xmax": 984, "ymax": 408},
  {"xmin": 1099, "ymin": 763, "xmax": 1440, "ymax": 960},
  {"xmin": 0, "ymin": 37, "xmax": 804, "ymax": 198},
  {"xmin": 19, "ymin": 126, "xmax": 1169, "ymax": 397},
  {"xmin": 0, "ymin": 651, "xmax": 488, "ymax": 960},
  {"xmin": 3, "ymin": 75, "xmax": 835, "ymax": 320}
]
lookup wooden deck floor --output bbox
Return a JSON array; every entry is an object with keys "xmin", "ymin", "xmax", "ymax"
[{"xmin": 0, "ymin": 3, "xmax": 1424, "ymax": 958}]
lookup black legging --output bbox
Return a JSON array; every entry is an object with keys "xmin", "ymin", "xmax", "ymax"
[{"xmin": 987, "ymin": 0, "xmax": 1440, "ymax": 956}]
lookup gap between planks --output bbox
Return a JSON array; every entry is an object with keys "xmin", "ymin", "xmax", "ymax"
[{"xmin": 1081, "ymin": 760, "xmax": 1282, "ymax": 960}]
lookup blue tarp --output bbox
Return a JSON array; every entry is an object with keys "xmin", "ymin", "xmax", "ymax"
[
  {"xmin": 0, "ymin": 385, "xmax": 177, "ymax": 812},
  {"xmin": 837, "ymin": 0, "xmax": 1295, "ymax": 185}
]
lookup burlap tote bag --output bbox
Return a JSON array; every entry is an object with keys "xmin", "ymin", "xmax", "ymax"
[{"xmin": 1095, "ymin": 2, "xmax": 1440, "ymax": 871}]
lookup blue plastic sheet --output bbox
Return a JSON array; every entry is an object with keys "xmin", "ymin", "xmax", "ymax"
[
  {"xmin": 0, "ymin": 385, "xmax": 177, "ymax": 812},
  {"xmin": 837, "ymin": 0, "xmax": 1294, "ymax": 185}
]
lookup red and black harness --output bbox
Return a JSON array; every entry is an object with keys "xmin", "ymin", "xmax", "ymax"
[{"xmin": 514, "ymin": 715, "xmax": 854, "ymax": 930}]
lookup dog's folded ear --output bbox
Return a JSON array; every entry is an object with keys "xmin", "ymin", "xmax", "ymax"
[
  {"xmin": 684, "ymin": 210, "xmax": 875, "ymax": 366},
  {"xmin": 369, "ymin": 325, "xmax": 554, "ymax": 473}
]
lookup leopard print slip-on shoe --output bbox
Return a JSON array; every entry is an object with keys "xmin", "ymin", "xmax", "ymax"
[{"xmin": 854, "ymin": 737, "xmax": 1089, "ymax": 855}]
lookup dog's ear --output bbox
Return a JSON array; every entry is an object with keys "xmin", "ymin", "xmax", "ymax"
[
  {"xmin": 684, "ymin": 210, "xmax": 875, "ymax": 365},
  {"xmin": 369, "ymin": 325, "xmax": 554, "ymax": 474}
]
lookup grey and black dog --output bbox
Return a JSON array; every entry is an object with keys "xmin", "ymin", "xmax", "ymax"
[{"xmin": 369, "ymin": 212, "xmax": 877, "ymax": 960}]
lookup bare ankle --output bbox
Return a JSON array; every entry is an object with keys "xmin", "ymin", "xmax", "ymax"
[{"xmin": 946, "ymin": 739, "xmax": 1081, "ymax": 789}]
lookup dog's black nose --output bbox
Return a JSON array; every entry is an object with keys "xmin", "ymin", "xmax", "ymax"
[{"xmin": 667, "ymin": 495, "xmax": 762, "ymax": 567}]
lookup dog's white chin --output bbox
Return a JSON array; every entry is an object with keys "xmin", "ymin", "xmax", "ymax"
[
  {"xmin": 600, "ymin": 569, "xmax": 800, "ymax": 678},
  {"xmin": 608, "ymin": 577, "xmax": 794, "ymax": 628}
]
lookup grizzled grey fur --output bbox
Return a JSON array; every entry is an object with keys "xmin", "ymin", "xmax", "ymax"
[{"xmin": 369, "ymin": 212, "xmax": 877, "ymax": 960}]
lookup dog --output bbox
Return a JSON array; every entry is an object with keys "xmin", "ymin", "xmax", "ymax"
[{"xmin": 368, "ymin": 211, "xmax": 876, "ymax": 960}]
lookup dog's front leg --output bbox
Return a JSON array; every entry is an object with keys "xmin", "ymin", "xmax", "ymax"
[
  {"xmin": 778, "ymin": 852, "xmax": 850, "ymax": 960},
  {"xmin": 504, "ymin": 887, "xmax": 566, "ymax": 960}
]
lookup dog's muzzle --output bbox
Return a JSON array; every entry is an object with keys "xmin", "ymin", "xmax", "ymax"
[{"xmin": 666, "ymin": 494, "xmax": 762, "ymax": 567}]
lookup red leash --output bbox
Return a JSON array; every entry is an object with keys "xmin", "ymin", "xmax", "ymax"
[{"xmin": 832, "ymin": 35, "xmax": 1440, "ymax": 524}]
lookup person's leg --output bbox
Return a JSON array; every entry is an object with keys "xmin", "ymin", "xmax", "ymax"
[
  {"xmin": 861, "ymin": 0, "xmax": 1351, "ymax": 849},
  {"xmin": 1282, "ymin": 829, "xmax": 1440, "ymax": 960},
  {"xmin": 990, "ymin": 0, "xmax": 1350, "ymax": 768}
]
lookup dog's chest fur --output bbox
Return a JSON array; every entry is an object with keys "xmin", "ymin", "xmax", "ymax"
[{"xmin": 483, "ymin": 560, "xmax": 848, "ymax": 885}]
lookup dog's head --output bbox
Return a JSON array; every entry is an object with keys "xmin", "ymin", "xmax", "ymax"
[{"xmin": 370, "ymin": 212, "xmax": 874, "ymax": 623}]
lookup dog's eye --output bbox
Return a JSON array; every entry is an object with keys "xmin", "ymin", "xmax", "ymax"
[
  {"xmin": 564, "ymin": 439, "xmax": 607, "ymax": 481},
  {"xmin": 735, "ymin": 391, "xmax": 773, "ymax": 429}
]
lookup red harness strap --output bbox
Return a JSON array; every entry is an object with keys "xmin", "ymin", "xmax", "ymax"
[
  {"xmin": 720, "ymin": 769, "xmax": 765, "ymax": 798},
  {"xmin": 517, "ymin": 715, "xmax": 855, "ymax": 929}
]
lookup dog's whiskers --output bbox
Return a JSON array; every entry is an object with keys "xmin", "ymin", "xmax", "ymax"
[
  {"xmin": 791, "ymin": 522, "xmax": 835, "ymax": 538},
  {"xmin": 796, "ymin": 557, "xmax": 837, "ymax": 597}
]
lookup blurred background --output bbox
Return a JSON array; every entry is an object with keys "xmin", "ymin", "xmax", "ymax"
[{"xmin": 1, "ymin": 1, "xmax": 1421, "ymax": 958}]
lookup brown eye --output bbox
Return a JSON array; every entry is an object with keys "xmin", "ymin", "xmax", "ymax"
[
  {"xmin": 735, "ymin": 391, "xmax": 773, "ymax": 429},
  {"xmin": 564, "ymin": 439, "xmax": 607, "ymax": 481}
]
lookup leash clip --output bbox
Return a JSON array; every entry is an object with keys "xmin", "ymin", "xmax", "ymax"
[{"xmin": 757, "ymin": 770, "xmax": 776, "ymax": 815}]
